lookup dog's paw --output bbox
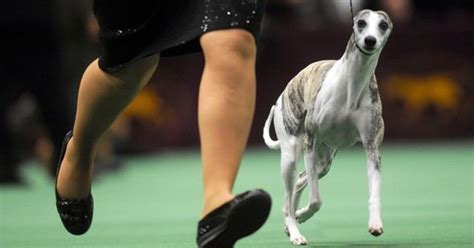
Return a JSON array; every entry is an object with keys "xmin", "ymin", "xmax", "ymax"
[
  {"xmin": 368, "ymin": 218, "xmax": 384, "ymax": 236},
  {"xmin": 369, "ymin": 226, "xmax": 384, "ymax": 236},
  {"xmin": 290, "ymin": 234, "xmax": 308, "ymax": 246}
]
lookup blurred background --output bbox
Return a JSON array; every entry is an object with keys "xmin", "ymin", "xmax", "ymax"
[
  {"xmin": 1, "ymin": 1, "xmax": 473, "ymax": 247},
  {"xmin": 1, "ymin": 0, "xmax": 473, "ymax": 184}
]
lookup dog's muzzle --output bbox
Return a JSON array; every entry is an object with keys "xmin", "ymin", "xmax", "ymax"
[
  {"xmin": 364, "ymin": 36, "xmax": 377, "ymax": 49},
  {"xmin": 356, "ymin": 36, "xmax": 377, "ymax": 56}
]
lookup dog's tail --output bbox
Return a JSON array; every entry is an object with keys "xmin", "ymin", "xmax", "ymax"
[{"xmin": 263, "ymin": 105, "xmax": 280, "ymax": 150}]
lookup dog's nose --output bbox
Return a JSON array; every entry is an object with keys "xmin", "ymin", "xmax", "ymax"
[{"xmin": 364, "ymin": 36, "xmax": 377, "ymax": 48}]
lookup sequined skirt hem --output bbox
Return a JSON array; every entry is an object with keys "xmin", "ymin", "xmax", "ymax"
[{"xmin": 94, "ymin": 0, "xmax": 267, "ymax": 73}]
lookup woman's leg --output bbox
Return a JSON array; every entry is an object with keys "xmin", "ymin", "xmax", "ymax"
[
  {"xmin": 57, "ymin": 54, "xmax": 160, "ymax": 199},
  {"xmin": 199, "ymin": 29, "xmax": 257, "ymax": 217}
]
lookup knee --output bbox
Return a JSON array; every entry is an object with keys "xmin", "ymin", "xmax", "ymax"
[
  {"xmin": 200, "ymin": 29, "xmax": 257, "ymax": 68},
  {"xmin": 281, "ymin": 157, "xmax": 297, "ymax": 179},
  {"xmin": 282, "ymin": 152, "xmax": 297, "ymax": 167}
]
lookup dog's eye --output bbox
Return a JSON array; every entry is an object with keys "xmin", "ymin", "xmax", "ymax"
[
  {"xmin": 379, "ymin": 21, "xmax": 389, "ymax": 31},
  {"xmin": 357, "ymin": 20, "xmax": 367, "ymax": 28}
]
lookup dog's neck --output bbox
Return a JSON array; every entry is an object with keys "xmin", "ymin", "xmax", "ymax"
[{"xmin": 338, "ymin": 34, "xmax": 381, "ymax": 109}]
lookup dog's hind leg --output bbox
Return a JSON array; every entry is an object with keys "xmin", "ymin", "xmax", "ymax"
[
  {"xmin": 295, "ymin": 171, "xmax": 308, "ymax": 192},
  {"xmin": 293, "ymin": 144, "xmax": 334, "ymax": 213},
  {"xmin": 295, "ymin": 137, "xmax": 324, "ymax": 224},
  {"xmin": 293, "ymin": 170, "xmax": 308, "ymax": 216},
  {"xmin": 280, "ymin": 140, "xmax": 307, "ymax": 245}
]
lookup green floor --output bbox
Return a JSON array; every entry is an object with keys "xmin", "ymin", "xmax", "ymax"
[{"xmin": 1, "ymin": 142, "xmax": 473, "ymax": 248}]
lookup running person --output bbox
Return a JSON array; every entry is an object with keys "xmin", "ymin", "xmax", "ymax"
[{"xmin": 54, "ymin": 1, "xmax": 271, "ymax": 247}]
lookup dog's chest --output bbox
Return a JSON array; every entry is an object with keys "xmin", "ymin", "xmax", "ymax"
[
  {"xmin": 313, "ymin": 104, "xmax": 361, "ymax": 148},
  {"xmin": 309, "ymin": 64, "xmax": 373, "ymax": 148}
]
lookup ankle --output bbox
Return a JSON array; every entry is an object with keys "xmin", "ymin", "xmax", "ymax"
[
  {"xmin": 66, "ymin": 138, "xmax": 95, "ymax": 170},
  {"xmin": 202, "ymin": 191, "xmax": 234, "ymax": 218},
  {"xmin": 56, "ymin": 138, "xmax": 94, "ymax": 199}
]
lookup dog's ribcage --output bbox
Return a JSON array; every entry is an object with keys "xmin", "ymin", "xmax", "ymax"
[{"xmin": 281, "ymin": 60, "xmax": 335, "ymax": 136}]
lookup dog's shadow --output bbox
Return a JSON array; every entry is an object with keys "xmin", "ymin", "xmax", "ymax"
[
  {"xmin": 303, "ymin": 238, "xmax": 474, "ymax": 247},
  {"xmin": 307, "ymin": 242, "xmax": 413, "ymax": 248}
]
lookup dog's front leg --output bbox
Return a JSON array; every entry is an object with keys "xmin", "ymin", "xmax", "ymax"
[{"xmin": 365, "ymin": 144, "xmax": 384, "ymax": 236}]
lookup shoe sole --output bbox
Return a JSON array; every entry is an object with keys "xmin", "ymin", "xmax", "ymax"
[{"xmin": 199, "ymin": 191, "xmax": 272, "ymax": 248}]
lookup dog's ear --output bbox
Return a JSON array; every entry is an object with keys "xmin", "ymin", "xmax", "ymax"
[{"xmin": 376, "ymin": 11, "xmax": 393, "ymax": 27}]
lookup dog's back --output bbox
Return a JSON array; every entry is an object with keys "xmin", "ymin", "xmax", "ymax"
[{"xmin": 281, "ymin": 60, "xmax": 336, "ymax": 136}]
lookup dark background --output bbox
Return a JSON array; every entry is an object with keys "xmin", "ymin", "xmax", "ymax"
[
  {"xmin": 132, "ymin": 0, "xmax": 474, "ymax": 150},
  {"xmin": 1, "ymin": 0, "xmax": 473, "ymax": 182}
]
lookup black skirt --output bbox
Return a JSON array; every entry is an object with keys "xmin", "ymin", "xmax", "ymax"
[{"xmin": 93, "ymin": 0, "xmax": 267, "ymax": 73}]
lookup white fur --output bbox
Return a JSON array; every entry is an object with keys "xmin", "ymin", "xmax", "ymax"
[{"xmin": 263, "ymin": 10, "xmax": 392, "ymax": 245}]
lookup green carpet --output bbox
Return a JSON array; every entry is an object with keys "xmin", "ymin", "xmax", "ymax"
[{"xmin": 1, "ymin": 142, "xmax": 473, "ymax": 248}]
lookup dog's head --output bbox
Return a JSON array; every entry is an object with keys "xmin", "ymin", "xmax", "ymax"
[{"xmin": 353, "ymin": 10, "xmax": 393, "ymax": 55}]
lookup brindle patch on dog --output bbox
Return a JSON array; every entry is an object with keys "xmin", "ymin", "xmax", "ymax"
[
  {"xmin": 281, "ymin": 61, "xmax": 335, "ymax": 136},
  {"xmin": 366, "ymin": 76, "xmax": 384, "ymax": 156}
]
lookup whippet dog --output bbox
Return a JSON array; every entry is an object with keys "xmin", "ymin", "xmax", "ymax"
[{"xmin": 263, "ymin": 10, "xmax": 393, "ymax": 245}]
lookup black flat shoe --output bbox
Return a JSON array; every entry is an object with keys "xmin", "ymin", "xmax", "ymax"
[
  {"xmin": 55, "ymin": 131, "xmax": 94, "ymax": 235},
  {"xmin": 197, "ymin": 189, "xmax": 272, "ymax": 248}
]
